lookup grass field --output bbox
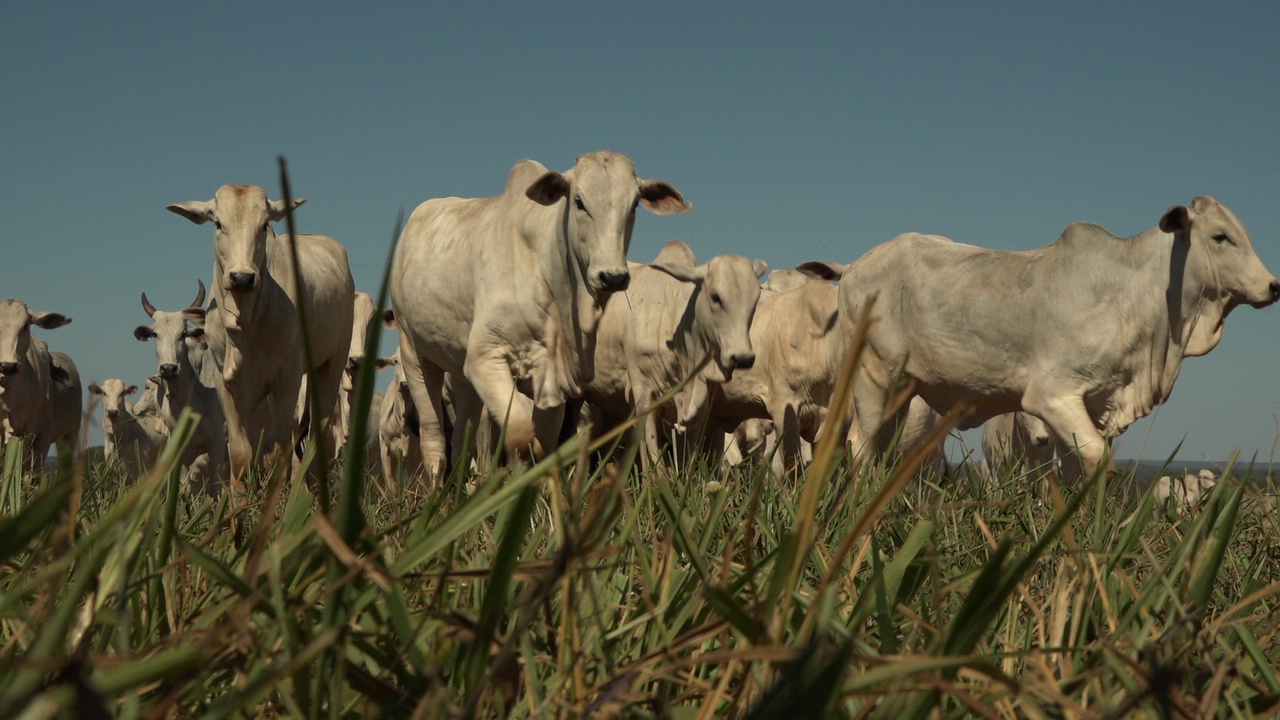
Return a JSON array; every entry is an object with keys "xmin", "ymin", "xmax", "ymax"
[{"xmin": 2, "ymin": 406, "xmax": 1280, "ymax": 719}]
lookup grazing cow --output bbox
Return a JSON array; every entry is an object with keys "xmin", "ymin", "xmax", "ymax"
[
  {"xmin": 379, "ymin": 352, "xmax": 423, "ymax": 483},
  {"xmin": 0, "ymin": 300, "xmax": 78, "ymax": 470},
  {"xmin": 801, "ymin": 197, "xmax": 1279, "ymax": 476},
  {"xmin": 1153, "ymin": 469, "xmax": 1217, "ymax": 514},
  {"xmin": 135, "ymin": 282, "xmax": 228, "ymax": 491},
  {"xmin": 89, "ymin": 378, "xmax": 166, "ymax": 480},
  {"xmin": 168, "ymin": 185, "xmax": 356, "ymax": 486},
  {"xmin": 390, "ymin": 152, "xmax": 691, "ymax": 482},
  {"xmin": 981, "ymin": 412, "xmax": 1058, "ymax": 481},
  {"xmin": 707, "ymin": 274, "xmax": 844, "ymax": 474},
  {"xmin": 583, "ymin": 240, "xmax": 766, "ymax": 463}
]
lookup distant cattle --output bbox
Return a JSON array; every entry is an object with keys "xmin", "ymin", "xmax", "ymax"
[
  {"xmin": 1153, "ymin": 469, "xmax": 1217, "ymax": 514},
  {"xmin": 800, "ymin": 197, "xmax": 1279, "ymax": 476},
  {"xmin": 134, "ymin": 282, "xmax": 227, "ymax": 491},
  {"xmin": 0, "ymin": 300, "xmax": 80, "ymax": 470},
  {"xmin": 390, "ymin": 152, "xmax": 691, "ymax": 482},
  {"xmin": 89, "ymin": 378, "xmax": 166, "ymax": 480},
  {"xmin": 981, "ymin": 412, "xmax": 1058, "ymax": 481},
  {"xmin": 583, "ymin": 240, "xmax": 766, "ymax": 464},
  {"xmin": 169, "ymin": 185, "xmax": 355, "ymax": 486},
  {"xmin": 707, "ymin": 273, "xmax": 844, "ymax": 474}
]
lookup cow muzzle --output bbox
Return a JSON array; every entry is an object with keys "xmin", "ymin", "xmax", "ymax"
[
  {"xmin": 159, "ymin": 363, "xmax": 179, "ymax": 380},
  {"xmin": 0, "ymin": 362, "xmax": 18, "ymax": 375},
  {"xmin": 731, "ymin": 353, "xmax": 756, "ymax": 370},
  {"xmin": 1258, "ymin": 280, "xmax": 1280, "ymax": 308},
  {"xmin": 106, "ymin": 409, "xmax": 119, "ymax": 419},
  {"xmin": 596, "ymin": 270, "xmax": 630, "ymax": 293},
  {"xmin": 228, "ymin": 272, "xmax": 258, "ymax": 292}
]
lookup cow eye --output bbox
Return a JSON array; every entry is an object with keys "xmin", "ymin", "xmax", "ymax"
[
  {"xmin": 213, "ymin": 220, "xmax": 224, "ymax": 232},
  {"xmin": 574, "ymin": 196, "xmax": 586, "ymax": 212},
  {"xmin": 710, "ymin": 292, "xmax": 723, "ymax": 306},
  {"xmin": 1212, "ymin": 233, "xmax": 1232, "ymax": 244},
  {"xmin": 261, "ymin": 221, "xmax": 271, "ymax": 232}
]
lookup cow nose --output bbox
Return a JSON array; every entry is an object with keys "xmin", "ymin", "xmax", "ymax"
[
  {"xmin": 0, "ymin": 362, "xmax": 17, "ymax": 375},
  {"xmin": 105, "ymin": 409, "xmax": 119, "ymax": 419},
  {"xmin": 598, "ymin": 270, "xmax": 630, "ymax": 292},
  {"xmin": 159, "ymin": 363, "xmax": 179, "ymax": 379},
  {"xmin": 732, "ymin": 353, "xmax": 755, "ymax": 370},
  {"xmin": 1270, "ymin": 281, "xmax": 1280, "ymax": 303},
  {"xmin": 229, "ymin": 272, "xmax": 257, "ymax": 291}
]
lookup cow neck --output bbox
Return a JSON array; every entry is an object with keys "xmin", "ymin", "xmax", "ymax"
[
  {"xmin": 670, "ymin": 284, "xmax": 719, "ymax": 383},
  {"xmin": 160, "ymin": 349, "xmax": 200, "ymax": 416},
  {"xmin": 214, "ymin": 228, "xmax": 293, "ymax": 380},
  {"xmin": 520, "ymin": 199, "xmax": 593, "ymax": 401},
  {"xmin": 0, "ymin": 336, "xmax": 52, "ymax": 411}
]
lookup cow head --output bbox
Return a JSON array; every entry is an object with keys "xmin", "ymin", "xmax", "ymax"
[
  {"xmin": 168, "ymin": 185, "xmax": 304, "ymax": 297},
  {"xmin": 651, "ymin": 255, "xmax": 767, "ymax": 380},
  {"xmin": 134, "ymin": 281, "xmax": 207, "ymax": 380},
  {"xmin": 0, "ymin": 299, "xmax": 71, "ymax": 377},
  {"xmin": 1015, "ymin": 412, "xmax": 1052, "ymax": 447},
  {"xmin": 526, "ymin": 151, "xmax": 691, "ymax": 299},
  {"xmin": 1160, "ymin": 196, "xmax": 1280, "ymax": 311},
  {"xmin": 88, "ymin": 378, "xmax": 138, "ymax": 421}
]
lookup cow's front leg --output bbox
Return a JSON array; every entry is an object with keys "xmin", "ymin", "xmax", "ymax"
[
  {"xmin": 395, "ymin": 338, "xmax": 448, "ymax": 486},
  {"xmin": 1022, "ymin": 392, "xmax": 1111, "ymax": 482},
  {"xmin": 464, "ymin": 349, "xmax": 538, "ymax": 461}
]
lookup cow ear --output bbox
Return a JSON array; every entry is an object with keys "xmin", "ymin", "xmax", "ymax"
[
  {"xmin": 268, "ymin": 198, "xmax": 306, "ymax": 222},
  {"xmin": 134, "ymin": 326, "xmax": 156, "ymax": 341},
  {"xmin": 796, "ymin": 261, "xmax": 846, "ymax": 282},
  {"xmin": 526, "ymin": 172, "xmax": 570, "ymax": 206},
  {"xmin": 30, "ymin": 312, "xmax": 70, "ymax": 329},
  {"xmin": 88, "ymin": 382, "xmax": 102, "ymax": 395},
  {"xmin": 752, "ymin": 260, "xmax": 769, "ymax": 279},
  {"xmin": 187, "ymin": 326, "xmax": 206, "ymax": 341},
  {"xmin": 382, "ymin": 308, "xmax": 398, "ymax": 328},
  {"xmin": 639, "ymin": 180, "xmax": 693, "ymax": 215},
  {"xmin": 650, "ymin": 262, "xmax": 706, "ymax": 284},
  {"xmin": 1160, "ymin": 205, "xmax": 1191, "ymax": 234},
  {"xmin": 182, "ymin": 308, "xmax": 206, "ymax": 327},
  {"xmin": 126, "ymin": 385, "xmax": 138, "ymax": 396},
  {"xmin": 376, "ymin": 356, "xmax": 397, "ymax": 370},
  {"xmin": 167, "ymin": 201, "xmax": 215, "ymax": 224}
]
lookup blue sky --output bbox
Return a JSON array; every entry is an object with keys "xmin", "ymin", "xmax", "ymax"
[{"xmin": 3, "ymin": 2, "xmax": 1279, "ymax": 465}]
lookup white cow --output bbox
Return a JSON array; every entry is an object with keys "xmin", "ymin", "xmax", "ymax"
[
  {"xmin": 379, "ymin": 352, "xmax": 423, "ymax": 483},
  {"xmin": 332, "ymin": 291, "xmax": 381, "ymax": 452},
  {"xmin": 0, "ymin": 300, "xmax": 79, "ymax": 471},
  {"xmin": 169, "ymin": 185, "xmax": 356, "ymax": 487},
  {"xmin": 981, "ymin": 412, "xmax": 1059, "ymax": 481},
  {"xmin": 760, "ymin": 268, "xmax": 811, "ymax": 294},
  {"xmin": 707, "ymin": 274, "xmax": 845, "ymax": 474},
  {"xmin": 89, "ymin": 378, "xmax": 166, "ymax": 480},
  {"xmin": 800, "ymin": 197, "xmax": 1279, "ymax": 476},
  {"xmin": 390, "ymin": 152, "xmax": 691, "ymax": 482},
  {"xmin": 583, "ymin": 240, "xmax": 766, "ymax": 463},
  {"xmin": 134, "ymin": 282, "xmax": 228, "ymax": 491},
  {"xmin": 1153, "ymin": 469, "xmax": 1217, "ymax": 514}
]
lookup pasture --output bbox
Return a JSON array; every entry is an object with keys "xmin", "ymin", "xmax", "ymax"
[{"xmin": 3, "ymin": 394, "xmax": 1280, "ymax": 718}]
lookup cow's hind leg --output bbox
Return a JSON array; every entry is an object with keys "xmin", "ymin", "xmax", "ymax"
[{"xmin": 397, "ymin": 339, "xmax": 449, "ymax": 486}]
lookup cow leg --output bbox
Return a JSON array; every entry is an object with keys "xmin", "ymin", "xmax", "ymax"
[
  {"xmin": 464, "ymin": 352, "xmax": 538, "ymax": 460},
  {"xmin": 769, "ymin": 402, "xmax": 802, "ymax": 477},
  {"xmin": 397, "ymin": 341, "xmax": 448, "ymax": 485},
  {"xmin": 532, "ymin": 403, "xmax": 566, "ymax": 464},
  {"xmin": 449, "ymin": 377, "xmax": 487, "ymax": 471},
  {"xmin": 1023, "ymin": 394, "xmax": 1110, "ymax": 481},
  {"xmin": 307, "ymin": 356, "xmax": 347, "ymax": 464},
  {"xmin": 846, "ymin": 374, "xmax": 888, "ymax": 473}
]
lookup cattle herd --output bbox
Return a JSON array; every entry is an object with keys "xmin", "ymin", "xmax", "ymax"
[{"xmin": 2, "ymin": 151, "xmax": 1276, "ymax": 496}]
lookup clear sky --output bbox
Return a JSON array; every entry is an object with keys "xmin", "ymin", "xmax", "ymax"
[{"xmin": 3, "ymin": 2, "xmax": 1279, "ymax": 466}]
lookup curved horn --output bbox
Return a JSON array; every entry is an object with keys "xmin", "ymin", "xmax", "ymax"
[
  {"xmin": 140, "ymin": 292, "xmax": 157, "ymax": 318},
  {"xmin": 191, "ymin": 279, "xmax": 206, "ymax": 309}
]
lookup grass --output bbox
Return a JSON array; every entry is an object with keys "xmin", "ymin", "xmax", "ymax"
[{"xmin": 1, "ymin": 418, "xmax": 1279, "ymax": 719}]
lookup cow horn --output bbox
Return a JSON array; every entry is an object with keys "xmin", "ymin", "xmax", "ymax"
[
  {"xmin": 141, "ymin": 292, "xmax": 157, "ymax": 318},
  {"xmin": 191, "ymin": 279, "xmax": 206, "ymax": 309}
]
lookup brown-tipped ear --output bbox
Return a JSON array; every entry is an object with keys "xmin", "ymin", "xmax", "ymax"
[
  {"xmin": 796, "ymin": 261, "xmax": 846, "ymax": 282},
  {"xmin": 88, "ymin": 382, "xmax": 103, "ymax": 395},
  {"xmin": 526, "ymin": 171, "xmax": 570, "ymax": 205},
  {"xmin": 134, "ymin": 326, "xmax": 156, "ymax": 342},
  {"xmin": 30, "ymin": 312, "xmax": 71, "ymax": 329},
  {"xmin": 382, "ymin": 308, "xmax": 397, "ymax": 328},
  {"xmin": 126, "ymin": 385, "xmax": 138, "ymax": 396},
  {"xmin": 267, "ymin": 198, "xmax": 306, "ymax": 221},
  {"xmin": 187, "ymin": 326, "xmax": 206, "ymax": 341},
  {"xmin": 167, "ymin": 200, "xmax": 214, "ymax": 224},
  {"xmin": 639, "ymin": 180, "xmax": 692, "ymax": 215},
  {"xmin": 649, "ymin": 262, "xmax": 706, "ymax": 284},
  {"xmin": 1160, "ymin": 205, "xmax": 1191, "ymax": 234},
  {"xmin": 376, "ymin": 356, "xmax": 397, "ymax": 371}
]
